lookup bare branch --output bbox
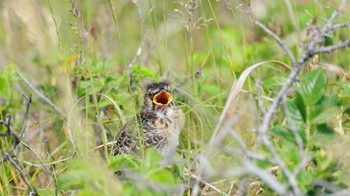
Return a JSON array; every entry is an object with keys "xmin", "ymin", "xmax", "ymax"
[
  {"xmin": 243, "ymin": 160, "xmax": 287, "ymax": 195},
  {"xmin": 254, "ymin": 21, "xmax": 296, "ymax": 64},
  {"xmin": 328, "ymin": 189, "xmax": 350, "ymax": 196},
  {"xmin": 20, "ymin": 142, "xmax": 58, "ymax": 194},
  {"xmin": 313, "ymin": 41, "xmax": 350, "ymax": 54},
  {"xmin": 190, "ymin": 174, "xmax": 225, "ymax": 195},
  {"xmin": 128, "ymin": 30, "xmax": 148, "ymax": 69},
  {"xmin": 255, "ymin": 79, "xmax": 266, "ymax": 115},
  {"xmin": 16, "ymin": 71, "xmax": 64, "ymax": 116},
  {"xmin": 3, "ymin": 153, "xmax": 37, "ymax": 195},
  {"xmin": 19, "ymin": 94, "xmax": 32, "ymax": 139},
  {"xmin": 292, "ymin": 155, "xmax": 311, "ymax": 176},
  {"xmin": 260, "ymin": 134, "xmax": 301, "ymax": 195},
  {"xmin": 18, "ymin": 156, "xmax": 73, "ymax": 167},
  {"xmin": 331, "ymin": 21, "xmax": 350, "ymax": 31},
  {"xmin": 0, "ymin": 114, "xmax": 21, "ymax": 147}
]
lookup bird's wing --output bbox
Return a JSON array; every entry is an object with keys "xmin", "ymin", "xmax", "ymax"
[{"xmin": 112, "ymin": 125, "xmax": 134, "ymax": 155}]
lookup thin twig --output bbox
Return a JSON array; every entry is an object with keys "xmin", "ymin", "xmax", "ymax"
[
  {"xmin": 3, "ymin": 153, "xmax": 37, "ymax": 195},
  {"xmin": 236, "ymin": 177, "xmax": 248, "ymax": 196},
  {"xmin": 330, "ymin": 21, "xmax": 350, "ymax": 31},
  {"xmin": 18, "ymin": 156, "xmax": 73, "ymax": 167},
  {"xmin": 190, "ymin": 174, "xmax": 226, "ymax": 195},
  {"xmin": 313, "ymin": 41, "xmax": 350, "ymax": 54},
  {"xmin": 20, "ymin": 142, "xmax": 58, "ymax": 195},
  {"xmin": 16, "ymin": 71, "xmax": 64, "ymax": 116},
  {"xmin": 292, "ymin": 155, "xmax": 311, "ymax": 176},
  {"xmin": 128, "ymin": 30, "xmax": 149, "ymax": 69},
  {"xmin": 260, "ymin": 134, "xmax": 301, "ymax": 195},
  {"xmin": 254, "ymin": 21, "xmax": 296, "ymax": 64},
  {"xmin": 1, "ymin": 114, "xmax": 21, "ymax": 147},
  {"xmin": 255, "ymin": 79, "xmax": 266, "ymax": 115},
  {"xmin": 243, "ymin": 160, "xmax": 287, "ymax": 195},
  {"xmin": 19, "ymin": 94, "xmax": 32, "ymax": 139}
]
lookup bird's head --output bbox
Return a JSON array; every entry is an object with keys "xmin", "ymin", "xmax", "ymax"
[{"xmin": 142, "ymin": 81, "xmax": 173, "ymax": 110}]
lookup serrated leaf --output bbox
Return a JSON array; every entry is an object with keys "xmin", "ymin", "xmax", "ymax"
[
  {"xmin": 300, "ymin": 68, "xmax": 326, "ymax": 105},
  {"xmin": 77, "ymin": 78, "xmax": 105, "ymax": 97}
]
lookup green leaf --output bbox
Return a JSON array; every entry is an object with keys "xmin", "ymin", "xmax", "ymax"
[
  {"xmin": 263, "ymin": 76, "xmax": 286, "ymax": 90},
  {"xmin": 35, "ymin": 188, "xmax": 56, "ymax": 196},
  {"xmin": 310, "ymin": 95, "xmax": 340, "ymax": 124},
  {"xmin": 108, "ymin": 154, "xmax": 140, "ymax": 172},
  {"xmin": 297, "ymin": 169, "xmax": 313, "ymax": 186},
  {"xmin": 142, "ymin": 148, "xmax": 162, "ymax": 170},
  {"xmin": 146, "ymin": 168, "xmax": 176, "ymax": 184},
  {"xmin": 57, "ymin": 158, "xmax": 121, "ymax": 194},
  {"xmin": 300, "ymin": 68, "xmax": 326, "ymax": 105},
  {"xmin": 271, "ymin": 126, "xmax": 296, "ymax": 144},
  {"xmin": 316, "ymin": 124, "xmax": 335, "ymax": 135},
  {"xmin": 201, "ymin": 82, "xmax": 221, "ymax": 97},
  {"xmin": 287, "ymin": 94, "xmax": 306, "ymax": 128},
  {"xmin": 77, "ymin": 78, "xmax": 105, "ymax": 97},
  {"xmin": 312, "ymin": 107, "xmax": 339, "ymax": 124},
  {"xmin": 0, "ymin": 76, "xmax": 11, "ymax": 100}
]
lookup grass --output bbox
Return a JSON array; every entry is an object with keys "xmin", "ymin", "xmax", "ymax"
[{"xmin": 0, "ymin": 0, "xmax": 350, "ymax": 195}]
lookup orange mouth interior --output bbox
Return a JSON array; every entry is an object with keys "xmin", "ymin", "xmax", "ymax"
[{"xmin": 153, "ymin": 92, "xmax": 172, "ymax": 106}]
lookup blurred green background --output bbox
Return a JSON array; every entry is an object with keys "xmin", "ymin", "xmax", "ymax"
[{"xmin": 0, "ymin": 0, "xmax": 350, "ymax": 195}]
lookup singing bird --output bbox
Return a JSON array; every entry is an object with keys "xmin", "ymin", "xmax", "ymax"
[{"xmin": 113, "ymin": 81, "xmax": 185, "ymax": 166}]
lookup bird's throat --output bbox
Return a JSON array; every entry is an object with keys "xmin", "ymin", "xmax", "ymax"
[{"xmin": 153, "ymin": 91, "xmax": 172, "ymax": 106}]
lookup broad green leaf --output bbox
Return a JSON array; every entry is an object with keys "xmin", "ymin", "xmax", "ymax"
[
  {"xmin": 142, "ymin": 148, "xmax": 162, "ymax": 170},
  {"xmin": 312, "ymin": 107, "xmax": 339, "ymax": 124},
  {"xmin": 108, "ymin": 154, "xmax": 140, "ymax": 172},
  {"xmin": 57, "ymin": 158, "xmax": 121, "ymax": 194},
  {"xmin": 300, "ymin": 68, "xmax": 326, "ymax": 105},
  {"xmin": 287, "ymin": 95, "xmax": 306, "ymax": 128},
  {"xmin": 294, "ymin": 93, "xmax": 307, "ymax": 122},
  {"xmin": 271, "ymin": 126, "xmax": 296, "ymax": 144},
  {"xmin": 310, "ymin": 95, "xmax": 340, "ymax": 124},
  {"xmin": 297, "ymin": 169, "xmax": 313, "ymax": 186},
  {"xmin": 58, "ymin": 170, "xmax": 87, "ymax": 189},
  {"xmin": 316, "ymin": 124, "xmax": 335, "ymax": 135},
  {"xmin": 146, "ymin": 168, "xmax": 176, "ymax": 184}
]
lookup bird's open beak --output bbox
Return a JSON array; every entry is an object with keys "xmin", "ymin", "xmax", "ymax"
[{"xmin": 153, "ymin": 91, "xmax": 172, "ymax": 107}]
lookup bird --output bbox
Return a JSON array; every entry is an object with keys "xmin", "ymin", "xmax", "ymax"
[{"xmin": 113, "ymin": 80, "xmax": 185, "ymax": 166}]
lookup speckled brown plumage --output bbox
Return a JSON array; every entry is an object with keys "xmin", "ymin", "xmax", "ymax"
[{"xmin": 113, "ymin": 81, "xmax": 185, "ymax": 166}]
